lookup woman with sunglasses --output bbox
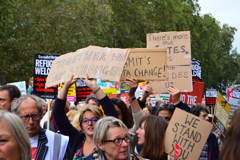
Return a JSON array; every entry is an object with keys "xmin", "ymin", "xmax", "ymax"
[
  {"xmin": 93, "ymin": 116, "xmax": 141, "ymax": 160},
  {"xmin": 52, "ymin": 74, "xmax": 118, "ymax": 160}
]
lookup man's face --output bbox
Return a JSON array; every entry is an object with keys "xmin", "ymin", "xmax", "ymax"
[
  {"xmin": 0, "ymin": 90, "xmax": 12, "ymax": 111},
  {"xmin": 199, "ymin": 111, "xmax": 209, "ymax": 121},
  {"xmin": 18, "ymin": 97, "xmax": 43, "ymax": 137}
]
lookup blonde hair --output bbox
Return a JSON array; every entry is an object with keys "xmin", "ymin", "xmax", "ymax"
[
  {"xmin": 72, "ymin": 104, "xmax": 103, "ymax": 131},
  {"xmin": 0, "ymin": 110, "xmax": 31, "ymax": 160}
]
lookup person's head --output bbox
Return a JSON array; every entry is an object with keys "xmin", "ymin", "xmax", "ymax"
[
  {"xmin": 29, "ymin": 77, "xmax": 34, "ymax": 87},
  {"xmin": 0, "ymin": 85, "xmax": 21, "ymax": 111},
  {"xmin": 85, "ymin": 94, "xmax": 100, "ymax": 106},
  {"xmin": 66, "ymin": 110, "xmax": 78, "ymax": 123},
  {"xmin": 192, "ymin": 104, "xmax": 209, "ymax": 121},
  {"xmin": 41, "ymin": 98, "xmax": 47, "ymax": 114},
  {"xmin": 111, "ymin": 98, "xmax": 134, "ymax": 129},
  {"xmin": 136, "ymin": 115, "xmax": 168, "ymax": 160},
  {"xmin": 219, "ymin": 108, "xmax": 240, "ymax": 160},
  {"xmin": 11, "ymin": 95, "xmax": 43, "ymax": 137},
  {"xmin": 155, "ymin": 100, "xmax": 164, "ymax": 106},
  {"xmin": 155, "ymin": 104, "xmax": 175, "ymax": 123},
  {"xmin": 0, "ymin": 110, "xmax": 31, "ymax": 160},
  {"xmin": 143, "ymin": 105, "xmax": 152, "ymax": 116},
  {"xmin": 72, "ymin": 104, "xmax": 103, "ymax": 136},
  {"xmin": 93, "ymin": 116, "xmax": 131, "ymax": 160}
]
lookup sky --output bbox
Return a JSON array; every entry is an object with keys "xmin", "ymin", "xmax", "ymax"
[{"xmin": 198, "ymin": 0, "xmax": 239, "ymax": 51}]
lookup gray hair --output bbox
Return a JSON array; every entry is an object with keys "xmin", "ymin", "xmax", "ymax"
[
  {"xmin": 0, "ymin": 110, "xmax": 31, "ymax": 160},
  {"xmin": 93, "ymin": 116, "xmax": 131, "ymax": 155},
  {"xmin": 85, "ymin": 93, "xmax": 100, "ymax": 106},
  {"xmin": 11, "ymin": 94, "xmax": 43, "ymax": 115}
]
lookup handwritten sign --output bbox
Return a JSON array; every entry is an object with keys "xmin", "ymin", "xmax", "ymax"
[
  {"xmin": 147, "ymin": 31, "xmax": 191, "ymax": 65},
  {"xmin": 46, "ymin": 46, "xmax": 130, "ymax": 88},
  {"xmin": 120, "ymin": 48, "xmax": 168, "ymax": 81},
  {"xmin": 169, "ymin": 82, "xmax": 204, "ymax": 106},
  {"xmin": 165, "ymin": 108, "xmax": 212, "ymax": 160},
  {"xmin": 213, "ymin": 92, "xmax": 231, "ymax": 137},
  {"xmin": 149, "ymin": 65, "xmax": 192, "ymax": 93}
]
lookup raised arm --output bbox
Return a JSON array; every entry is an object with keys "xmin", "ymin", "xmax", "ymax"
[
  {"xmin": 138, "ymin": 81, "xmax": 152, "ymax": 109},
  {"xmin": 124, "ymin": 77, "xmax": 142, "ymax": 113},
  {"xmin": 168, "ymin": 85, "xmax": 192, "ymax": 113},
  {"xmin": 84, "ymin": 74, "xmax": 118, "ymax": 118}
]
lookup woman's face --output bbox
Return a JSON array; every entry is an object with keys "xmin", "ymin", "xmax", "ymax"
[
  {"xmin": 114, "ymin": 105, "xmax": 123, "ymax": 120},
  {"xmin": 136, "ymin": 121, "xmax": 145, "ymax": 145},
  {"xmin": 80, "ymin": 111, "xmax": 99, "ymax": 136},
  {"xmin": 0, "ymin": 120, "xmax": 21, "ymax": 160},
  {"xmin": 158, "ymin": 110, "xmax": 172, "ymax": 123},
  {"xmin": 99, "ymin": 127, "xmax": 129, "ymax": 160}
]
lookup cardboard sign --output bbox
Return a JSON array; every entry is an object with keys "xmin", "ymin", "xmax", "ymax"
[
  {"xmin": 191, "ymin": 60, "xmax": 202, "ymax": 82},
  {"xmin": 169, "ymin": 82, "xmax": 204, "ymax": 106},
  {"xmin": 109, "ymin": 93, "xmax": 129, "ymax": 106},
  {"xmin": 147, "ymin": 31, "xmax": 191, "ymax": 65},
  {"xmin": 228, "ymin": 97, "xmax": 240, "ymax": 117},
  {"xmin": 7, "ymin": 81, "xmax": 27, "ymax": 95},
  {"xmin": 46, "ymin": 46, "xmax": 130, "ymax": 88},
  {"xmin": 33, "ymin": 54, "xmax": 60, "ymax": 99},
  {"xmin": 165, "ymin": 108, "xmax": 212, "ymax": 160},
  {"xmin": 149, "ymin": 65, "xmax": 193, "ymax": 93},
  {"xmin": 213, "ymin": 92, "xmax": 231, "ymax": 137},
  {"xmin": 75, "ymin": 78, "xmax": 93, "ymax": 102},
  {"xmin": 120, "ymin": 48, "xmax": 168, "ymax": 81}
]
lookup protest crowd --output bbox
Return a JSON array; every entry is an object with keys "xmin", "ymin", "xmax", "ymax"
[
  {"xmin": 0, "ymin": 32, "xmax": 239, "ymax": 160},
  {"xmin": 0, "ymin": 73, "xmax": 240, "ymax": 160}
]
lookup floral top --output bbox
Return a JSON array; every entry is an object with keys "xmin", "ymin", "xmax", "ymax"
[{"xmin": 73, "ymin": 141, "xmax": 99, "ymax": 160}]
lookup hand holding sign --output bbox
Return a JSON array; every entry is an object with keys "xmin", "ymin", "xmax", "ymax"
[
  {"xmin": 124, "ymin": 77, "xmax": 139, "ymax": 98},
  {"xmin": 168, "ymin": 85, "xmax": 181, "ymax": 104},
  {"xmin": 58, "ymin": 75, "xmax": 79, "ymax": 100}
]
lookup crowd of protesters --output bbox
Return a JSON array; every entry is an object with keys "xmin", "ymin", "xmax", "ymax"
[{"xmin": 0, "ymin": 75, "xmax": 239, "ymax": 160}]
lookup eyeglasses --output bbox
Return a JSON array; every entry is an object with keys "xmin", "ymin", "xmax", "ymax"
[
  {"xmin": 103, "ymin": 135, "xmax": 131, "ymax": 146},
  {"xmin": 80, "ymin": 118, "xmax": 99, "ymax": 124},
  {"xmin": 20, "ymin": 114, "xmax": 41, "ymax": 121}
]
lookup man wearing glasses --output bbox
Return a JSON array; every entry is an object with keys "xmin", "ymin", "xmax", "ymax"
[{"xmin": 11, "ymin": 95, "xmax": 69, "ymax": 160}]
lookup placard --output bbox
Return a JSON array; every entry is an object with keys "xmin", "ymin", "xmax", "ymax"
[
  {"xmin": 33, "ymin": 54, "xmax": 59, "ymax": 99},
  {"xmin": 109, "ymin": 93, "xmax": 129, "ymax": 106},
  {"xmin": 147, "ymin": 31, "xmax": 191, "ymax": 65},
  {"xmin": 165, "ymin": 108, "xmax": 212, "ymax": 160},
  {"xmin": 205, "ymin": 89, "xmax": 218, "ymax": 107},
  {"xmin": 213, "ymin": 92, "xmax": 231, "ymax": 137},
  {"xmin": 58, "ymin": 83, "xmax": 76, "ymax": 102},
  {"xmin": 149, "ymin": 65, "xmax": 192, "ymax": 93},
  {"xmin": 228, "ymin": 97, "xmax": 240, "ymax": 117},
  {"xmin": 7, "ymin": 81, "xmax": 27, "ymax": 95},
  {"xmin": 169, "ymin": 82, "xmax": 204, "ymax": 106},
  {"xmin": 46, "ymin": 46, "xmax": 130, "ymax": 88},
  {"xmin": 120, "ymin": 48, "xmax": 168, "ymax": 81},
  {"xmin": 75, "ymin": 78, "xmax": 93, "ymax": 102},
  {"xmin": 191, "ymin": 60, "xmax": 202, "ymax": 82}
]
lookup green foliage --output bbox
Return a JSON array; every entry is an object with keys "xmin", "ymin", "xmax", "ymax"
[{"xmin": 0, "ymin": 0, "xmax": 239, "ymax": 89}]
